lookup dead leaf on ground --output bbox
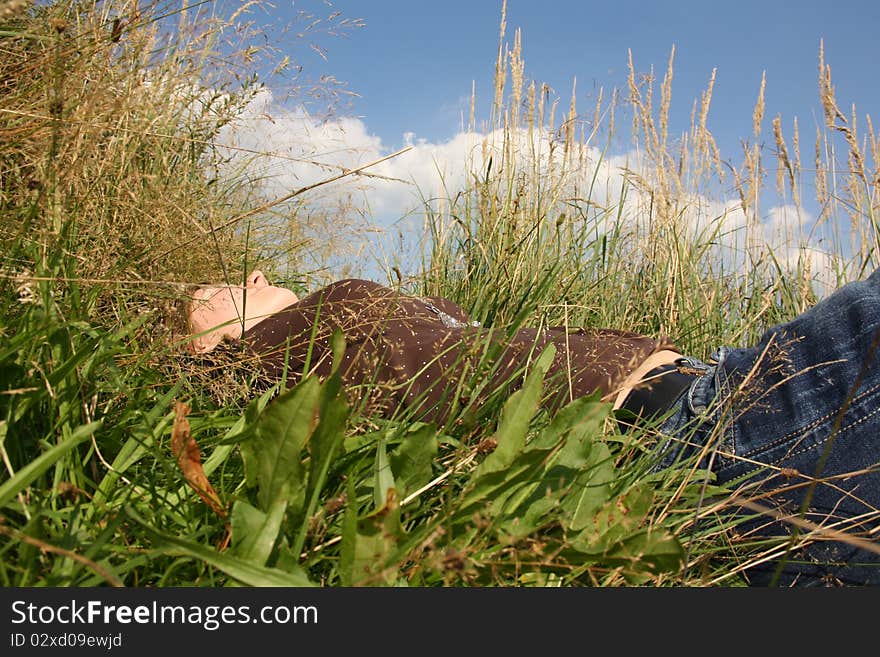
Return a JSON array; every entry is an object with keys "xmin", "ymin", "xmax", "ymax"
[{"xmin": 171, "ymin": 400, "xmax": 227, "ymax": 520}]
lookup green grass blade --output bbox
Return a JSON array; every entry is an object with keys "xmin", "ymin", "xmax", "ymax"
[{"xmin": 0, "ymin": 420, "xmax": 102, "ymax": 508}]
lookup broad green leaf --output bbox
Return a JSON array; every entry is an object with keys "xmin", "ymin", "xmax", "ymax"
[
  {"xmin": 373, "ymin": 437, "xmax": 396, "ymax": 510},
  {"xmin": 569, "ymin": 484, "xmax": 656, "ymax": 554},
  {"xmin": 454, "ymin": 446, "xmax": 556, "ymax": 522},
  {"xmin": 475, "ymin": 344, "xmax": 555, "ymax": 477},
  {"xmin": 243, "ymin": 377, "xmax": 320, "ymax": 513},
  {"xmin": 231, "ymin": 497, "xmax": 289, "ymax": 566},
  {"xmin": 562, "ymin": 442, "xmax": 616, "ymax": 532},
  {"xmin": 294, "ymin": 373, "xmax": 349, "ymax": 558},
  {"xmin": 495, "ymin": 396, "xmax": 611, "ymax": 539},
  {"xmin": 571, "ymin": 526, "xmax": 683, "ymax": 577},
  {"xmin": 617, "ymin": 529, "xmax": 683, "ymax": 576},
  {"xmin": 389, "ymin": 424, "xmax": 438, "ymax": 500},
  {"xmin": 498, "ymin": 494, "xmax": 559, "ymax": 542},
  {"xmin": 343, "ymin": 428, "xmax": 384, "ymax": 454},
  {"xmin": 350, "ymin": 489, "xmax": 402, "ymax": 586},
  {"xmin": 542, "ymin": 395, "xmax": 608, "ymax": 465},
  {"xmin": 305, "ymin": 372, "xmax": 348, "ymax": 507}
]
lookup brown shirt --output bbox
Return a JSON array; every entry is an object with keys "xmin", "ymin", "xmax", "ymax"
[{"xmin": 242, "ymin": 279, "xmax": 678, "ymax": 424}]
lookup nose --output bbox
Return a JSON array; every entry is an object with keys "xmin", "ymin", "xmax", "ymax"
[{"xmin": 246, "ymin": 270, "xmax": 268, "ymax": 289}]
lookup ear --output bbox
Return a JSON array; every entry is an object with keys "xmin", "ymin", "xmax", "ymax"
[{"xmin": 186, "ymin": 333, "xmax": 216, "ymax": 354}]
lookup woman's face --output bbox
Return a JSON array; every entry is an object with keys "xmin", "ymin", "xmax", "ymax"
[{"xmin": 187, "ymin": 270, "xmax": 299, "ymax": 352}]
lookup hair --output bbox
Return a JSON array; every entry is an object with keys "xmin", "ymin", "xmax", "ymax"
[
  {"xmin": 164, "ymin": 283, "xmax": 203, "ymax": 345},
  {"xmin": 159, "ymin": 280, "xmax": 277, "ymax": 407}
]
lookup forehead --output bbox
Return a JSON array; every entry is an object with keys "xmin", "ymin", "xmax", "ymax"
[{"xmin": 190, "ymin": 285, "xmax": 234, "ymax": 305}]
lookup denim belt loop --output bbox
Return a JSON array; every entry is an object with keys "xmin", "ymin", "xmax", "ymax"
[
  {"xmin": 680, "ymin": 347, "xmax": 731, "ymax": 458},
  {"xmin": 651, "ymin": 350, "xmax": 727, "ymax": 471},
  {"xmin": 669, "ymin": 354, "xmax": 712, "ymax": 416}
]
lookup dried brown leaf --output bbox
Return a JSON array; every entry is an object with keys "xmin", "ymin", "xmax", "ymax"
[{"xmin": 171, "ymin": 400, "xmax": 227, "ymax": 519}]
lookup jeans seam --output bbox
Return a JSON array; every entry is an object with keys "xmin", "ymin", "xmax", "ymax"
[
  {"xmin": 730, "ymin": 380, "xmax": 880, "ymax": 460},
  {"xmin": 721, "ymin": 384, "xmax": 880, "ymax": 479},
  {"xmin": 788, "ymin": 402, "xmax": 880, "ymax": 464},
  {"xmin": 710, "ymin": 349, "xmax": 736, "ymax": 464},
  {"xmin": 744, "ymin": 386, "xmax": 880, "ymax": 475}
]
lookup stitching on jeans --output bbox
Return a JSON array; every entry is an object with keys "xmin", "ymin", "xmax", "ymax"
[
  {"xmin": 725, "ymin": 389, "xmax": 880, "ymax": 479},
  {"xmin": 732, "ymin": 380, "xmax": 880, "ymax": 458},
  {"xmin": 783, "ymin": 403, "xmax": 880, "ymax": 465}
]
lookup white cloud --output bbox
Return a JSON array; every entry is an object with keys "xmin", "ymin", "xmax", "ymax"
[{"xmin": 216, "ymin": 89, "xmax": 841, "ymax": 294}]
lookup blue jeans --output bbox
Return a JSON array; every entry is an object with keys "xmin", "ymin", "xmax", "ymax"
[{"xmin": 657, "ymin": 268, "xmax": 880, "ymax": 586}]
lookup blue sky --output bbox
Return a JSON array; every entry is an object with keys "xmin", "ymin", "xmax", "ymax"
[{"xmin": 270, "ymin": 0, "xmax": 878, "ymax": 159}]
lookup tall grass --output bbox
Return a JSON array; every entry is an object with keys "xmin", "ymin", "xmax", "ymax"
[
  {"xmin": 1, "ymin": 0, "xmax": 877, "ymax": 587},
  {"xmin": 0, "ymin": 0, "xmax": 311, "ymax": 586},
  {"xmin": 417, "ymin": 2, "xmax": 879, "ymax": 583},
  {"xmin": 421, "ymin": 16, "xmax": 878, "ymax": 357}
]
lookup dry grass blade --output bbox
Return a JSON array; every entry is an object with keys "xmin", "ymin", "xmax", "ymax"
[
  {"xmin": 732, "ymin": 497, "xmax": 880, "ymax": 556},
  {"xmin": 147, "ymin": 146, "xmax": 413, "ymax": 265}
]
